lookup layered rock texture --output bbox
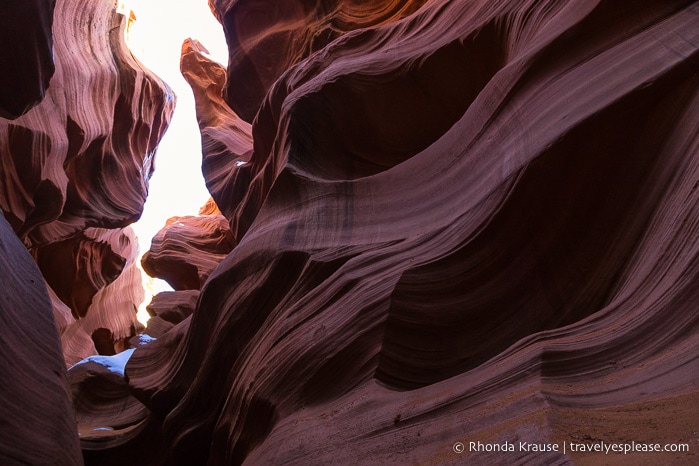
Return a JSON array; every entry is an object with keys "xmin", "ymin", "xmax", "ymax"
[
  {"xmin": 1, "ymin": 0, "xmax": 174, "ymax": 462},
  {"xmin": 126, "ymin": 0, "xmax": 699, "ymax": 464},
  {"xmin": 36, "ymin": 226, "xmax": 146, "ymax": 366},
  {"xmin": 211, "ymin": 0, "xmax": 429, "ymax": 121},
  {"xmin": 2, "ymin": 0, "xmax": 698, "ymax": 464},
  {"xmin": 0, "ymin": 0, "xmax": 174, "ymax": 365},
  {"xmin": 143, "ymin": 289, "xmax": 199, "ymax": 337},
  {"xmin": 1, "ymin": 0, "xmax": 174, "ymax": 246},
  {"xmin": 141, "ymin": 201, "xmax": 235, "ymax": 291}
]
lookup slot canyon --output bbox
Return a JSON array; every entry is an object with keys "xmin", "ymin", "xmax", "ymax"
[{"xmin": 1, "ymin": 0, "xmax": 698, "ymax": 464}]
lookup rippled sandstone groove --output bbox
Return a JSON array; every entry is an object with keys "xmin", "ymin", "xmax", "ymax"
[
  {"xmin": 1, "ymin": 0, "xmax": 175, "ymax": 370},
  {"xmin": 0, "ymin": 0, "xmax": 175, "ymax": 247},
  {"xmin": 141, "ymin": 205, "xmax": 235, "ymax": 291},
  {"xmin": 124, "ymin": 0, "xmax": 699, "ymax": 464},
  {"xmin": 210, "ymin": 0, "xmax": 429, "ymax": 122},
  {"xmin": 1, "ymin": 0, "xmax": 693, "ymax": 464},
  {"xmin": 1, "ymin": 0, "xmax": 175, "ymax": 461}
]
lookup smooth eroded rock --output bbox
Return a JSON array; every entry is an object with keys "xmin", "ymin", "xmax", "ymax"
[
  {"xmin": 130, "ymin": 0, "xmax": 699, "ymax": 464},
  {"xmin": 0, "ymin": 0, "xmax": 175, "ymax": 248},
  {"xmin": 0, "ymin": 212, "xmax": 82, "ymax": 465},
  {"xmin": 141, "ymin": 213, "xmax": 234, "ymax": 291}
]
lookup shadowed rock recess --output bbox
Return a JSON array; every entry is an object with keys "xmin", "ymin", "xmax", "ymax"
[{"xmin": 2, "ymin": 0, "xmax": 699, "ymax": 465}]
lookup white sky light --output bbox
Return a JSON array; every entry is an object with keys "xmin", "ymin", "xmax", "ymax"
[{"xmin": 117, "ymin": 0, "xmax": 229, "ymax": 323}]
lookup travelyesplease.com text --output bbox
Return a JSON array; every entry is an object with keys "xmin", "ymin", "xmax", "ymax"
[{"xmin": 452, "ymin": 440, "xmax": 690, "ymax": 455}]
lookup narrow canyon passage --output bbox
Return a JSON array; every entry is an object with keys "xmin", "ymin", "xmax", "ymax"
[{"xmin": 1, "ymin": 0, "xmax": 697, "ymax": 465}]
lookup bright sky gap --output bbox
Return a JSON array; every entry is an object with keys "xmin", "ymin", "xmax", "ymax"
[{"xmin": 117, "ymin": 0, "xmax": 228, "ymax": 324}]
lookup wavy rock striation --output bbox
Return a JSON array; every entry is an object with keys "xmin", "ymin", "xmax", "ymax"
[
  {"xmin": 50, "ymin": 227, "xmax": 146, "ymax": 366},
  {"xmin": 124, "ymin": 0, "xmax": 699, "ymax": 463},
  {"xmin": 180, "ymin": 41, "xmax": 254, "ymax": 237},
  {"xmin": 0, "ymin": 0, "xmax": 175, "ymax": 248},
  {"xmin": 0, "ymin": 0, "xmax": 678, "ymax": 464},
  {"xmin": 1, "ymin": 0, "xmax": 175, "ymax": 372},
  {"xmin": 182, "ymin": 0, "xmax": 427, "ymax": 238},
  {"xmin": 1, "ymin": 3, "xmax": 176, "ymax": 462},
  {"xmin": 34, "ymin": 230, "xmax": 127, "ymax": 320},
  {"xmin": 34, "ymin": 227, "xmax": 133, "ymax": 365},
  {"xmin": 144, "ymin": 290, "xmax": 199, "ymax": 338},
  {"xmin": 68, "ymin": 336, "xmax": 170, "ymax": 464},
  {"xmin": 141, "ymin": 210, "xmax": 235, "ymax": 291},
  {"xmin": 209, "ymin": 0, "xmax": 428, "ymax": 122}
]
